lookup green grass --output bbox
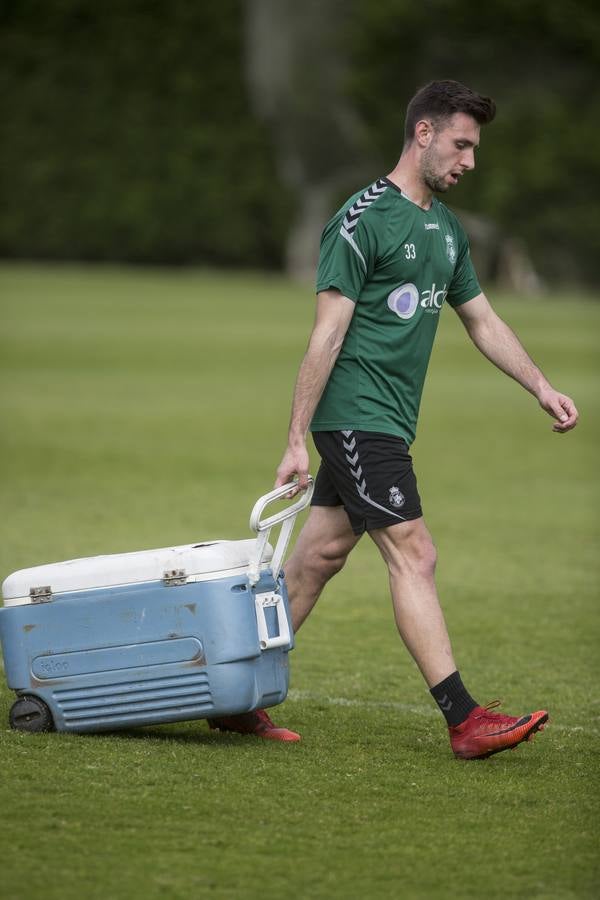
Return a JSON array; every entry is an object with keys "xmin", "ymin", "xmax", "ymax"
[{"xmin": 0, "ymin": 263, "xmax": 598, "ymax": 900}]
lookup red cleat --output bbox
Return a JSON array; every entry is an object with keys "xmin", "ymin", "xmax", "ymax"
[
  {"xmin": 208, "ymin": 709, "xmax": 301, "ymax": 742},
  {"xmin": 449, "ymin": 701, "xmax": 548, "ymax": 760}
]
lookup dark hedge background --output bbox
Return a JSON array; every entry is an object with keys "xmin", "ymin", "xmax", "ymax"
[
  {"xmin": 1, "ymin": 0, "xmax": 599, "ymax": 283},
  {"xmin": 0, "ymin": 0, "xmax": 292, "ymax": 267}
]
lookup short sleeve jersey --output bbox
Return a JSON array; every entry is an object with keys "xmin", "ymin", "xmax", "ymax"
[{"xmin": 311, "ymin": 176, "xmax": 481, "ymax": 445}]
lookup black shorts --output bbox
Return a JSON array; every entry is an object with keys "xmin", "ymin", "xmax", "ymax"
[{"xmin": 311, "ymin": 430, "xmax": 422, "ymax": 535}]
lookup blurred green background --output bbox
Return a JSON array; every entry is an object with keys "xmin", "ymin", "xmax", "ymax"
[
  {"xmin": 1, "ymin": 5, "xmax": 599, "ymax": 897},
  {"xmin": 1, "ymin": 0, "xmax": 599, "ymax": 285}
]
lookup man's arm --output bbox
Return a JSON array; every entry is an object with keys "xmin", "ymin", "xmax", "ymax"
[
  {"xmin": 276, "ymin": 289, "xmax": 355, "ymax": 489},
  {"xmin": 454, "ymin": 293, "xmax": 578, "ymax": 432}
]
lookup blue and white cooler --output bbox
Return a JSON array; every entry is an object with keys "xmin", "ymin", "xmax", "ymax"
[{"xmin": 0, "ymin": 480, "xmax": 312, "ymax": 733}]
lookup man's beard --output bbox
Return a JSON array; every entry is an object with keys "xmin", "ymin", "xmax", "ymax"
[{"xmin": 421, "ymin": 146, "xmax": 449, "ymax": 193}]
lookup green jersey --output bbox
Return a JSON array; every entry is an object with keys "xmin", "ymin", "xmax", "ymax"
[{"xmin": 311, "ymin": 177, "xmax": 481, "ymax": 445}]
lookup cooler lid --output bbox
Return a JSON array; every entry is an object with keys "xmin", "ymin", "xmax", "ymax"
[{"xmin": 2, "ymin": 538, "xmax": 270, "ymax": 606}]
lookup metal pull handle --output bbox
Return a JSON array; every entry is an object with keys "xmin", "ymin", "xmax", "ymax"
[
  {"xmin": 247, "ymin": 478, "xmax": 314, "ymax": 586},
  {"xmin": 249, "ymin": 479, "xmax": 314, "ymax": 532}
]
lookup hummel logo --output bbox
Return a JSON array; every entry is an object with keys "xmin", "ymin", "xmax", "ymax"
[{"xmin": 424, "ymin": 223, "xmax": 439, "ymax": 230}]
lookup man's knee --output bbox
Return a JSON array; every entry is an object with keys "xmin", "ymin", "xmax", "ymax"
[
  {"xmin": 371, "ymin": 519, "xmax": 437, "ymax": 579},
  {"xmin": 411, "ymin": 532, "xmax": 437, "ymax": 578},
  {"xmin": 286, "ymin": 507, "xmax": 358, "ymax": 584},
  {"xmin": 294, "ymin": 534, "xmax": 350, "ymax": 585}
]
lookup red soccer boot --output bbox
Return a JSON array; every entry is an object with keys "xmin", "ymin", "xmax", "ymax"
[
  {"xmin": 449, "ymin": 701, "xmax": 548, "ymax": 759},
  {"xmin": 208, "ymin": 709, "xmax": 301, "ymax": 742}
]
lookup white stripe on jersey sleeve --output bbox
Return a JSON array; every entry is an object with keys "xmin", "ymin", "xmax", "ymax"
[{"xmin": 340, "ymin": 226, "xmax": 367, "ymax": 271}]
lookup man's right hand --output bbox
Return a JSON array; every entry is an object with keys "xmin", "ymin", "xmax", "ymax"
[{"xmin": 275, "ymin": 443, "xmax": 310, "ymax": 493}]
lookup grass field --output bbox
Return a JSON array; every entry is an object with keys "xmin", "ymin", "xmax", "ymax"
[{"xmin": 0, "ymin": 264, "xmax": 598, "ymax": 900}]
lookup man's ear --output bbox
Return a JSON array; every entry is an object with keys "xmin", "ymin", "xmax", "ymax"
[{"xmin": 415, "ymin": 119, "xmax": 433, "ymax": 148}]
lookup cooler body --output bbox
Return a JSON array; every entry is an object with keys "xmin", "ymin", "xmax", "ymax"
[{"xmin": 0, "ymin": 540, "xmax": 293, "ymax": 733}]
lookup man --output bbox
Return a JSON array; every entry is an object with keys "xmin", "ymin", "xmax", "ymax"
[{"xmin": 210, "ymin": 80, "xmax": 578, "ymax": 758}]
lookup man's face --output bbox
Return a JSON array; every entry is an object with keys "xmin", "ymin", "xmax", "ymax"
[{"xmin": 419, "ymin": 112, "xmax": 480, "ymax": 193}]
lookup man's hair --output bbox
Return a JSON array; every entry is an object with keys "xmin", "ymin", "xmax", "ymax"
[{"xmin": 404, "ymin": 80, "xmax": 496, "ymax": 145}]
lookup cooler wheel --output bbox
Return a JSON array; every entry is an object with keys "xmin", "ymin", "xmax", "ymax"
[{"xmin": 9, "ymin": 695, "xmax": 55, "ymax": 733}]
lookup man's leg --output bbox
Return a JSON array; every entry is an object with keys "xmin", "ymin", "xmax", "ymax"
[
  {"xmin": 284, "ymin": 505, "xmax": 362, "ymax": 631},
  {"xmin": 208, "ymin": 504, "xmax": 360, "ymax": 741},
  {"xmin": 369, "ymin": 517, "xmax": 548, "ymax": 759},
  {"xmin": 369, "ymin": 517, "xmax": 455, "ymax": 688}
]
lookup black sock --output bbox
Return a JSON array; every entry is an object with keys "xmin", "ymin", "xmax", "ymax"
[{"xmin": 430, "ymin": 671, "xmax": 478, "ymax": 726}]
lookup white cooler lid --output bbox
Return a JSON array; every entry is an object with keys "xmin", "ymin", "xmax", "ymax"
[{"xmin": 2, "ymin": 538, "xmax": 270, "ymax": 607}]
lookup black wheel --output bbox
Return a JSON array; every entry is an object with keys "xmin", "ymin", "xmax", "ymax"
[{"xmin": 9, "ymin": 695, "xmax": 55, "ymax": 733}]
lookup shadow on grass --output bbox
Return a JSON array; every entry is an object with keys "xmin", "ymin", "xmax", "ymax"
[{"xmin": 71, "ymin": 720, "xmax": 301, "ymax": 749}]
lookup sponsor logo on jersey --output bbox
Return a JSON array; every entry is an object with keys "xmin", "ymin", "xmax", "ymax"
[
  {"xmin": 445, "ymin": 233, "xmax": 456, "ymax": 264},
  {"xmin": 421, "ymin": 282, "xmax": 448, "ymax": 311},
  {"xmin": 387, "ymin": 283, "xmax": 420, "ymax": 319},
  {"xmin": 424, "ymin": 222, "xmax": 439, "ymax": 230},
  {"xmin": 387, "ymin": 283, "xmax": 448, "ymax": 319},
  {"xmin": 388, "ymin": 486, "xmax": 405, "ymax": 508}
]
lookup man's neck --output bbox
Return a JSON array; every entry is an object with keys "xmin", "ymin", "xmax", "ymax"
[{"xmin": 386, "ymin": 156, "xmax": 433, "ymax": 210}]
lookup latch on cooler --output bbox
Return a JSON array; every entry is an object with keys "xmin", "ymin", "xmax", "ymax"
[
  {"xmin": 162, "ymin": 569, "xmax": 187, "ymax": 586},
  {"xmin": 30, "ymin": 585, "xmax": 53, "ymax": 603}
]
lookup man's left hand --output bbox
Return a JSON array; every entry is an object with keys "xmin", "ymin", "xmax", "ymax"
[{"xmin": 538, "ymin": 388, "xmax": 579, "ymax": 433}]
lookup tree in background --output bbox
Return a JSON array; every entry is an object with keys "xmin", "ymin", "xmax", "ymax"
[
  {"xmin": 244, "ymin": 0, "xmax": 377, "ymax": 280},
  {"xmin": 348, "ymin": 0, "xmax": 600, "ymax": 287}
]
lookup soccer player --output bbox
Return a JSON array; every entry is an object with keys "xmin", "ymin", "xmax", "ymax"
[{"xmin": 210, "ymin": 80, "xmax": 578, "ymax": 758}]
